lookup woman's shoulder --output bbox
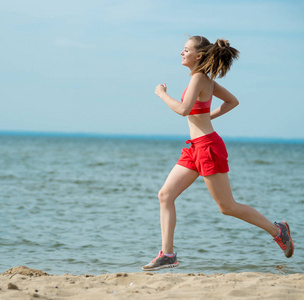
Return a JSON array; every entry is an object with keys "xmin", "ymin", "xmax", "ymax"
[
  {"xmin": 190, "ymin": 73, "xmax": 212, "ymax": 88},
  {"xmin": 191, "ymin": 72, "xmax": 211, "ymax": 82}
]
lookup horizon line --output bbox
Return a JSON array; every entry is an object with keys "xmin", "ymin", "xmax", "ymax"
[{"xmin": 0, "ymin": 130, "xmax": 303, "ymax": 144}]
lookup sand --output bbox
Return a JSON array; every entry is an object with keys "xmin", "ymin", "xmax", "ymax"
[{"xmin": 0, "ymin": 266, "xmax": 303, "ymax": 300}]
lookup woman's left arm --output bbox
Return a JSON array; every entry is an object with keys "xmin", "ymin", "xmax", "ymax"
[{"xmin": 210, "ymin": 81, "xmax": 239, "ymax": 120}]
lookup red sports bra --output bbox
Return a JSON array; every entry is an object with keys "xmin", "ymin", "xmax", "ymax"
[{"xmin": 181, "ymin": 87, "xmax": 212, "ymax": 115}]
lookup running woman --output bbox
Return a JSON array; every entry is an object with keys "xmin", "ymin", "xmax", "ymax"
[{"xmin": 142, "ymin": 36, "xmax": 294, "ymax": 271}]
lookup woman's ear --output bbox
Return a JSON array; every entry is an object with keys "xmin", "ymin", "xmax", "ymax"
[{"xmin": 196, "ymin": 52, "xmax": 203, "ymax": 61}]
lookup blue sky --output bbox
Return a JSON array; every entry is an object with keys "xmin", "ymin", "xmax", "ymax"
[{"xmin": 1, "ymin": 0, "xmax": 303, "ymax": 138}]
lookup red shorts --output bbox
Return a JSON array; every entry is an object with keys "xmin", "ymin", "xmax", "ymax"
[{"xmin": 177, "ymin": 132, "xmax": 229, "ymax": 176}]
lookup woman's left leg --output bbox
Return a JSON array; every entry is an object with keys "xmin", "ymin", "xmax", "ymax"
[{"xmin": 203, "ymin": 172, "xmax": 279, "ymax": 237}]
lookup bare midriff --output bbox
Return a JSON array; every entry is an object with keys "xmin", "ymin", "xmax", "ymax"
[{"xmin": 187, "ymin": 113, "xmax": 215, "ymax": 139}]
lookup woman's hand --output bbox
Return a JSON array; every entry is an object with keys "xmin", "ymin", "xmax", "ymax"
[
  {"xmin": 155, "ymin": 83, "xmax": 167, "ymax": 97},
  {"xmin": 154, "ymin": 83, "xmax": 186, "ymax": 116}
]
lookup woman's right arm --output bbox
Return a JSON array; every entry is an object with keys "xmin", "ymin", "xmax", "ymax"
[
  {"xmin": 155, "ymin": 74, "xmax": 204, "ymax": 117},
  {"xmin": 210, "ymin": 81, "xmax": 239, "ymax": 120}
]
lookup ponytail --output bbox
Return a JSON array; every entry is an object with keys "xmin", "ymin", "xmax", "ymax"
[{"xmin": 190, "ymin": 36, "xmax": 239, "ymax": 79}]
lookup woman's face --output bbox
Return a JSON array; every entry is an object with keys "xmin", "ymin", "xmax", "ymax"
[{"xmin": 180, "ymin": 39, "xmax": 199, "ymax": 69}]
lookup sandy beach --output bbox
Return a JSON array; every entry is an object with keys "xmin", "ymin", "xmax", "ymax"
[{"xmin": 0, "ymin": 266, "xmax": 303, "ymax": 300}]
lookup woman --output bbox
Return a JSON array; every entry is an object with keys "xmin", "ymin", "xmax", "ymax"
[{"xmin": 142, "ymin": 36, "xmax": 294, "ymax": 271}]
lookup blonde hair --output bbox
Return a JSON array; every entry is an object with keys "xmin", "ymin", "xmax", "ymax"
[{"xmin": 190, "ymin": 36, "xmax": 239, "ymax": 79}]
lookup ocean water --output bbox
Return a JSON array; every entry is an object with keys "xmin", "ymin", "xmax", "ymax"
[{"xmin": 0, "ymin": 134, "xmax": 303, "ymax": 276}]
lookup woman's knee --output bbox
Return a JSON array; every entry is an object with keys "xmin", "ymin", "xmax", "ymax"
[
  {"xmin": 218, "ymin": 202, "xmax": 238, "ymax": 216},
  {"xmin": 158, "ymin": 188, "xmax": 174, "ymax": 206},
  {"xmin": 219, "ymin": 206, "xmax": 232, "ymax": 216}
]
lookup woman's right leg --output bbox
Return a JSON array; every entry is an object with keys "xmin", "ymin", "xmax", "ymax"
[{"xmin": 158, "ymin": 164, "xmax": 199, "ymax": 254}]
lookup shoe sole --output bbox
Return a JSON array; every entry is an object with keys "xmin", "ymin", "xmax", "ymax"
[
  {"xmin": 142, "ymin": 261, "xmax": 179, "ymax": 271},
  {"xmin": 282, "ymin": 221, "xmax": 294, "ymax": 258}
]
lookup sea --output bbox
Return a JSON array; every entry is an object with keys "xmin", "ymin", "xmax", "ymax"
[{"xmin": 0, "ymin": 132, "xmax": 303, "ymax": 276}]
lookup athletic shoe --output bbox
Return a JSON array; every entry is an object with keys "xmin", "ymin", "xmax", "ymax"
[
  {"xmin": 273, "ymin": 221, "xmax": 294, "ymax": 258},
  {"xmin": 142, "ymin": 251, "xmax": 179, "ymax": 271}
]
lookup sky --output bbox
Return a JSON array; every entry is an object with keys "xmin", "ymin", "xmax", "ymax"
[{"xmin": 0, "ymin": 0, "xmax": 303, "ymax": 139}]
